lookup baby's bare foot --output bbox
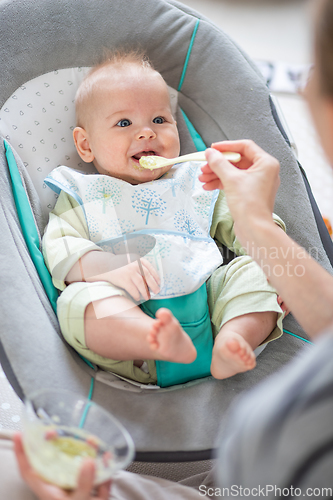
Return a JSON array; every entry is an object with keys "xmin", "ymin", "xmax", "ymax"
[
  {"xmin": 211, "ymin": 332, "xmax": 256, "ymax": 380},
  {"xmin": 147, "ymin": 308, "xmax": 196, "ymax": 364}
]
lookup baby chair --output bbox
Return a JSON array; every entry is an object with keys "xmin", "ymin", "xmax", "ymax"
[{"xmin": 0, "ymin": 0, "xmax": 332, "ymax": 474}]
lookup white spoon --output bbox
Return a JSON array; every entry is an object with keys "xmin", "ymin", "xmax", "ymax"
[{"xmin": 139, "ymin": 151, "xmax": 241, "ymax": 170}]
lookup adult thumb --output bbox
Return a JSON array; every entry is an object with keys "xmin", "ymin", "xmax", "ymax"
[{"xmin": 205, "ymin": 148, "xmax": 231, "ymax": 179}]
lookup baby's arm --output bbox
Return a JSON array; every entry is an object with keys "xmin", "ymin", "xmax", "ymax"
[
  {"xmin": 42, "ymin": 191, "xmax": 103, "ymax": 291},
  {"xmin": 42, "ymin": 191, "xmax": 159, "ymax": 300},
  {"xmin": 211, "ymin": 191, "xmax": 289, "ymax": 311},
  {"xmin": 211, "ymin": 191, "xmax": 286, "ymax": 257},
  {"xmin": 66, "ymin": 251, "xmax": 160, "ymax": 302}
]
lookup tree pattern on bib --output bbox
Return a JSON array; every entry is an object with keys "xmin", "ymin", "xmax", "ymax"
[
  {"xmin": 160, "ymin": 273, "xmax": 185, "ymax": 297},
  {"xmin": 194, "ymin": 194, "xmax": 211, "ymax": 218},
  {"xmin": 85, "ymin": 178, "xmax": 122, "ymax": 214},
  {"xmin": 132, "ymin": 189, "xmax": 166, "ymax": 225},
  {"xmin": 188, "ymin": 163, "xmax": 199, "ymax": 189},
  {"xmin": 119, "ymin": 219, "xmax": 136, "ymax": 235},
  {"xmin": 174, "ymin": 209, "xmax": 203, "ymax": 236},
  {"xmin": 86, "ymin": 213, "xmax": 102, "ymax": 241},
  {"xmin": 144, "ymin": 236, "xmax": 172, "ymax": 272},
  {"xmin": 161, "ymin": 172, "xmax": 187, "ymax": 196}
]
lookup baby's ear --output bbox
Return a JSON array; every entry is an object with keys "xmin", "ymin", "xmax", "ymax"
[{"xmin": 73, "ymin": 127, "xmax": 94, "ymax": 162}]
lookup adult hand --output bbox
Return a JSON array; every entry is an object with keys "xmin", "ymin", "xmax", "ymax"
[
  {"xmin": 13, "ymin": 433, "xmax": 112, "ymax": 500},
  {"xmin": 199, "ymin": 140, "xmax": 280, "ymax": 242}
]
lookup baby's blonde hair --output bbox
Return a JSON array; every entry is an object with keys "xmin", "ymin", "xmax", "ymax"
[{"xmin": 75, "ymin": 48, "xmax": 155, "ymax": 128}]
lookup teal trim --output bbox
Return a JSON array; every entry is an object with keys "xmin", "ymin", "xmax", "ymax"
[
  {"xmin": 88, "ymin": 376, "xmax": 95, "ymax": 399},
  {"xmin": 283, "ymin": 329, "xmax": 314, "ymax": 345},
  {"xmin": 5, "ymin": 140, "xmax": 95, "ymax": 371},
  {"xmin": 78, "ymin": 354, "xmax": 96, "ymax": 370},
  {"xmin": 180, "ymin": 109, "xmax": 207, "ymax": 152},
  {"xmin": 176, "ymin": 19, "xmax": 207, "ymax": 153},
  {"xmin": 78, "ymin": 401, "xmax": 93, "ymax": 429},
  {"xmin": 178, "ymin": 19, "xmax": 200, "ymax": 92},
  {"xmin": 78, "ymin": 377, "xmax": 95, "ymax": 429},
  {"xmin": 4, "ymin": 140, "xmax": 58, "ymax": 313}
]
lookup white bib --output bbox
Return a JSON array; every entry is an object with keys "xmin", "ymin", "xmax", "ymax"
[{"xmin": 45, "ymin": 162, "xmax": 223, "ymax": 298}]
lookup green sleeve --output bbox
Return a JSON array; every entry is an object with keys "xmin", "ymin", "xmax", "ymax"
[
  {"xmin": 211, "ymin": 191, "xmax": 286, "ymax": 256},
  {"xmin": 42, "ymin": 191, "xmax": 102, "ymax": 291}
]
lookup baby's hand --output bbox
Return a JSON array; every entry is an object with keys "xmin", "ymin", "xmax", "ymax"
[{"xmin": 106, "ymin": 257, "xmax": 160, "ymax": 301}]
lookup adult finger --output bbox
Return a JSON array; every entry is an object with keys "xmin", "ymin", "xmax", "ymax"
[
  {"xmin": 205, "ymin": 148, "xmax": 237, "ymax": 183},
  {"xmin": 13, "ymin": 433, "xmax": 32, "ymax": 482},
  {"xmin": 211, "ymin": 140, "xmax": 266, "ymax": 170},
  {"xmin": 201, "ymin": 178, "xmax": 224, "ymax": 191},
  {"xmin": 198, "ymin": 168, "xmax": 222, "ymax": 183},
  {"xmin": 72, "ymin": 459, "xmax": 95, "ymax": 500},
  {"xmin": 211, "ymin": 139, "xmax": 266, "ymax": 158},
  {"xmin": 96, "ymin": 479, "xmax": 112, "ymax": 500},
  {"xmin": 198, "ymin": 165, "xmax": 224, "ymax": 190},
  {"xmin": 13, "ymin": 433, "xmax": 64, "ymax": 500}
]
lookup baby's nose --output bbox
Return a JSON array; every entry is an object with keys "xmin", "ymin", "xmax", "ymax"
[{"xmin": 137, "ymin": 126, "xmax": 156, "ymax": 140}]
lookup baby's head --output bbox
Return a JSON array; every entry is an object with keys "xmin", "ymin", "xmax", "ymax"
[{"xmin": 73, "ymin": 49, "xmax": 180, "ymax": 184}]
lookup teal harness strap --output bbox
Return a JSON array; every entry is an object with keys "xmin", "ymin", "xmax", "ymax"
[
  {"xmin": 4, "ymin": 139, "xmax": 58, "ymax": 313},
  {"xmin": 178, "ymin": 18, "xmax": 200, "ymax": 92},
  {"xmin": 283, "ymin": 329, "xmax": 314, "ymax": 345},
  {"xmin": 176, "ymin": 18, "xmax": 207, "ymax": 152},
  {"xmin": 78, "ymin": 377, "xmax": 95, "ymax": 429},
  {"xmin": 141, "ymin": 284, "xmax": 213, "ymax": 387}
]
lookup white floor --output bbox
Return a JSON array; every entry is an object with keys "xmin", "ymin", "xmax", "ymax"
[{"xmin": 181, "ymin": 0, "xmax": 312, "ymax": 64}]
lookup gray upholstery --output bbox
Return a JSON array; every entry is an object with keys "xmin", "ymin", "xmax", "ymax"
[{"xmin": 0, "ymin": 0, "xmax": 332, "ymax": 459}]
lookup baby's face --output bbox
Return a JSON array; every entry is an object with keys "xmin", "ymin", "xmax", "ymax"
[{"xmin": 78, "ymin": 66, "xmax": 180, "ymax": 184}]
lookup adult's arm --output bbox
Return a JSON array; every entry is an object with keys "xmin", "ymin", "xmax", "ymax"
[{"xmin": 200, "ymin": 140, "xmax": 333, "ymax": 336}]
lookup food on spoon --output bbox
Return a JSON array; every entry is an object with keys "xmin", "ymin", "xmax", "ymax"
[
  {"xmin": 139, "ymin": 156, "xmax": 160, "ymax": 169},
  {"xmin": 139, "ymin": 151, "xmax": 241, "ymax": 170}
]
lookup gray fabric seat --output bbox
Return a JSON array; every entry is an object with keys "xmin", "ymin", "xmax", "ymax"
[{"xmin": 0, "ymin": 0, "xmax": 332, "ymax": 462}]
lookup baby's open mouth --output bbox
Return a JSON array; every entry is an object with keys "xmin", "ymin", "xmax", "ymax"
[{"xmin": 132, "ymin": 151, "xmax": 157, "ymax": 161}]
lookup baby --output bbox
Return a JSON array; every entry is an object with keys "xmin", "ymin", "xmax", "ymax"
[{"xmin": 42, "ymin": 50, "xmax": 284, "ymax": 386}]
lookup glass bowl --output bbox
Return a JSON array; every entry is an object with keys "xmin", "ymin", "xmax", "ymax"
[{"xmin": 22, "ymin": 388, "xmax": 135, "ymax": 489}]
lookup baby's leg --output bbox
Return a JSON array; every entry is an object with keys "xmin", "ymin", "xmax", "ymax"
[
  {"xmin": 210, "ymin": 311, "xmax": 277, "ymax": 379},
  {"xmin": 147, "ymin": 308, "xmax": 197, "ymax": 363},
  {"xmin": 85, "ymin": 296, "xmax": 196, "ymax": 364},
  {"xmin": 207, "ymin": 255, "xmax": 284, "ymax": 380}
]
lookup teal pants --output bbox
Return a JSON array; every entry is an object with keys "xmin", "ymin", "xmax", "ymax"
[{"xmin": 140, "ymin": 284, "xmax": 213, "ymax": 387}]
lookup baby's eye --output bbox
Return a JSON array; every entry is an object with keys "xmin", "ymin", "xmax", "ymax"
[
  {"xmin": 153, "ymin": 116, "xmax": 165, "ymax": 124},
  {"xmin": 116, "ymin": 119, "xmax": 132, "ymax": 127}
]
